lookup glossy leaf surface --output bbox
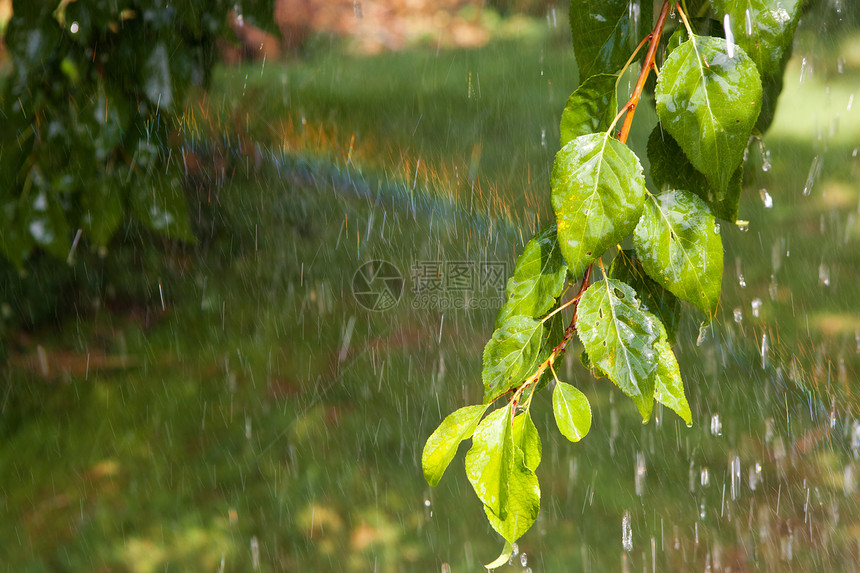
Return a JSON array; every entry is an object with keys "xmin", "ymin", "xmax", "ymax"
[
  {"xmin": 653, "ymin": 322, "xmax": 693, "ymax": 426},
  {"xmin": 712, "ymin": 0, "xmax": 802, "ymax": 79},
  {"xmin": 576, "ymin": 278, "xmax": 659, "ymax": 419},
  {"xmin": 560, "ymin": 74, "xmax": 618, "ymax": 146},
  {"xmin": 570, "ymin": 0, "xmax": 653, "ymax": 78},
  {"xmin": 609, "ymin": 249, "xmax": 681, "ymax": 344},
  {"xmin": 551, "ymin": 133, "xmax": 647, "ymax": 276},
  {"xmin": 465, "ymin": 406, "xmax": 514, "ymax": 518},
  {"xmin": 633, "ymin": 190, "xmax": 724, "ymax": 317},
  {"xmin": 647, "ymin": 125, "xmax": 743, "ymax": 221},
  {"xmin": 495, "ymin": 225, "xmax": 568, "ymax": 327},
  {"xmin": 422, "ymin": 404, "xmax": 489, "ymax": 487},
  {"xmin": 655, "ymin": 36, "xmax": 761, "ymax": 197},
  {"xmin": 512, "ymin": 411, "xmax": 542, "ymax": 472},
  {"xmin": 552, "ymin": 382, "xmax": 592, "ymax": 442},
  {"xmin": 482, "ymin": 316, "xmax": 547, "ymax": 403}
]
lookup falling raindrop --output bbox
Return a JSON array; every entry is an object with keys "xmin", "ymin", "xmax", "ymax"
[
  {"xmin": 635, "ymin": 451, "xmax": 646, "ymax": 496},
  {"xmin": 803, "ymin": 155, "xmax": 823, "ymax": 196},
  {"xmin": 761, "ymin": 333, "xmax": 769, "ymax": 369},
  {"xmin": 541, "ymin": 128, "xmax": 547, "ymax": 148},
  {"xmin": 733, "ymin": 307, "xmax": 743, "ymax": 323},
  {"xmin": 622, "ymin": 511, "xmax": 633, "ymax": 552},
  {"xmin": 710, "ymin": 413, "xmax": 722, "ymax": 436},
  {"xmin": 520, "ymin": 552, "xmax": 528, "ymax": 567},
  {"xmin": 760, "ymin": 188, "xmax": 773, "ymax": 208},
  {"xmin": 251, "ymin": 536, "xmax": 260, "ymax": 569},
  {"xmin": 730, "ymin": 455, "xmax": 741, "ymax": 500},
  {"xmin": 818, "ymin": 263, "xmax": 831, "ymax": 286},
  {"xmin": 751, "ymin": 298, "xmax": 762, "ymax": 318},
  {"xmin": 701, "ymin": 467, "xmax": 710, "ymax": 487},
  {"xmin": 723, "ymin": 14, "xmax": 736, "ymax": 58}
]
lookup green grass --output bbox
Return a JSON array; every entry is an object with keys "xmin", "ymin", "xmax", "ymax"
[{"xmin": 2, "ymin": 18, "xmax": 860, "ymax": 573}]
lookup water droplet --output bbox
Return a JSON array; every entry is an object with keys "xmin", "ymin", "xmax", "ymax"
[
  {"xmin": 70, "ymin": 21, "xmax": 79, "ymax": 34},
  {"xmin": 735, "ymin": 219, "xmax": 750, "ymax": 232},
  {"xmin": 819, "ymin": 263, "xmax": 831, "ymax": 286},
  {"xmin": 713, "ymin": 223, "xmax": 721, "ymax": 234},
  {"xmin": 730, "ymin": 455, "xmax": 741, "ymax": 501},
  {"xmin": 738, "ymin": 274, "xmax": 746, "ymax": 288},
  {"xmin": 760, "ymin": 188, "xmax": 773, "ymax": 208},
  {"xmin": 700, "ymin": 467, "xmax": 710, "ymax": 487},
  {"xmin": 424, "ymin": 498, "xmax": 431, "ymax": 507},
  {"xmin": 848, "ymin": 93, "xmax": 855, "ymax": 111},
  {"xmin": 802, "ymin": 155, "xmax": 823, "ymax": 196},
  {"xmin": 511, "ymin": 542, "xmax": 519, "ymax": 556},
  {"xmin": 622, "ymin": 511, "xmax": 633, "ymax": 551},
  {"xmin": 635, "ymin": 451, "xmax": 646, "ymax": 496},
  {"xmin": 744, "ymin": 9, "xmax": 753, "ymax": 35},
  {"xmin": 723, "ymin": 14, "xmax": 736, "ymax": 58},
  {"xmin": 541, "ymin": 128, "xmax": 547, "ymax": 148},
  {"xmin": 749, "ymin": 462, "xmax": 762, "ymax": 491},
  {"xmin": 710, "ymin": 413, "xmax": 722, "ymax": 436},
  {"xmin": 761, "ymin": 333, "xmax": 769, "ymax": 369},
  {"xmin": 520, "ymin": 552, "xmax": 528, "ymax": 567},
  {"xmin": 751, "ymin": 298, "xmax": 762, "ymax": 318},
  {"xmin": 733, "ymin": 307, "xmax": 743, "ymax": 323},
  {"xmin": 768, "ymin": 275, "xmax": 779, "ymax": 300}
]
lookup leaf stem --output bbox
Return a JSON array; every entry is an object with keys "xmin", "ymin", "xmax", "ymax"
[
  {"xmin": 676, "ymin": 2, "xmax": 695, "ymax": 39},
  {"xmin": 617, "ymin": 0, "xmax": 673, "ymax": 144}
]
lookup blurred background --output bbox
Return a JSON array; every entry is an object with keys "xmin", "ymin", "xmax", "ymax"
[{"xmin": 1, "ymin": 0, "xmax": 860, "ymax": 571}]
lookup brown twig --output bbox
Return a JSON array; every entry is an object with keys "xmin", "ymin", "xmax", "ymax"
[{"xmin": 617, "ymin": 0, "xmax": 673, "ymax": 145}]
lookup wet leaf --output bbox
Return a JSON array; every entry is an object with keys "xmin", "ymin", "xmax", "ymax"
[
  {"xmin": 633, "ymin": 190, "xmax": 723, "ymax": 317},
  {"xmin": 482, "ymin": 316, "xmax": 547, "ymax": 403},
  {"xmin": 465, "ymin": 406, "xmax": 514, "ymax": 519},
  {"xmin": 82, "ymin": 178, "xmax": 124, "ymax": 247},
  {"xmin": 712, "ymin": 0, "xmax": 802, "ymax": 80},
  {"xmin": 422, "ymin": 404, "xmax": 489, "ymax": 487},
  {"xmin": 655, "ymin": 36, "xmax": 761, "ymax": 197},
  {"xmin": 570, "ymin": 0, "xmax": 653, "ymax": 78},
  {"xmin": 576, "ymin": 278, "xmax": 659, "ymax": 421},
  {"xmin": 560, "ymin": 74, "xmax": 618, "ymax": 146},
  {"xmin": 21, "ymin": 188, "xmax": 71, "ymax": 259},
  {"xmin": 551, "ymin": 133, "xmax": 647, "ymax": 277},
  {"xmin": 129, "ymin": 176, "xmax": 195, "ymax": 242},
  {"xmin": 495, "ymin": 225, "xmax": 568, "ymax": 327},
  {"xmin": 512, "ymin": 411, "xmax": 541, "ymax": 471},
  {"xmin": 483, "ymin": 450, "xmax": 540, "ymax": 549},
  {"xmin": 485, "ymin": 542, "xmax": 514, "ymax": 570},
  {"xmin": 609, "ymin": 249, "xmax": 681, "ymax": 344},
  {"xmin": 653, "ymin": 321, "xmax": 693, "ymax": 426},
  {"xmin": 552, "ymin": 381, "xmax": 591, "ymax": 442},
  {"xmin": 0, "ymin": 200, "xmax": 35, "ymax": 268},
  {"xmin": 647, "ymin": 124, "xmax": 743, "ymax": 221}
]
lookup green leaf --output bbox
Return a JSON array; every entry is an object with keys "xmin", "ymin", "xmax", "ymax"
[
  {"xmin": 82, "ymin": 178, "xmax": 124, "ymax": 247},
  {"xmin": 422, "ymin": 404, "xmax": 489, "ymax": 487},
  {"xmin": 552, "ymin": 381, "xmax": 592, "ymax": 442},
  {"xmin": 712, "ymin": 0, "xmax": 802, "ymax": 80},
  {"xmin": 712, "ymin": 0, "xmax": 801, "ymax": 132},
  {"xmin": 633, "ymin": 190, "xmax": 724, "ymax": 317},
  {"xmin": 647, "ymin": 124, "xmax": 743, "ymax": 221},
  {"xmin": 485, "ymin": 542, "xmax": 513, "ymax": 570},
  {"xmin": 655, "ymin": 35, "xmax": 762, "ymax": 197},
  {"xmin": 0, "ymin": 200, "xmax": 35, "ymax": 268},
  {"xmin": 652, "ymin": 322, "xmax": 693, "ymax": 426},
  {"xmin": 570, "ymin": 0, "xmax": 653, "ymax": 78},
  {"xmin": 512, "ymin": 411, "xmax": 541, "ymax": 471},
  {"xmin": 560, "ymin": 74, "xmax": 618, "ymax": 146},
  {"xmin": 21, "ymin": 188, "xmax": 71, "ymax": 259},
  {"xmin": 608, "ymin": 249, "xmax": 681, "ymax": 344},
  {"xmin": 129, "ymin": 175, "xmax": 195, "ymax": 242},
  {"xmin": 551, "ymin": 133, "xmax": 647, "ymax": 277},
  {"xmin": 495, "ymin": 225, "xmax": 568, "ymax": 327},
  {"xmin": 465, "ymin": 406, "xmax": 514, "ymax": 519},
  {"xmin": 482, "ymin": 316, "xmax": 547, "ymax": 403},
  {"xmin": 483, "ymin": 451, "xmax": 540, "ymax": 549},
  {"xmin": 576, "ymin": 278, "xmax": 659, "ymax": 421}
]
